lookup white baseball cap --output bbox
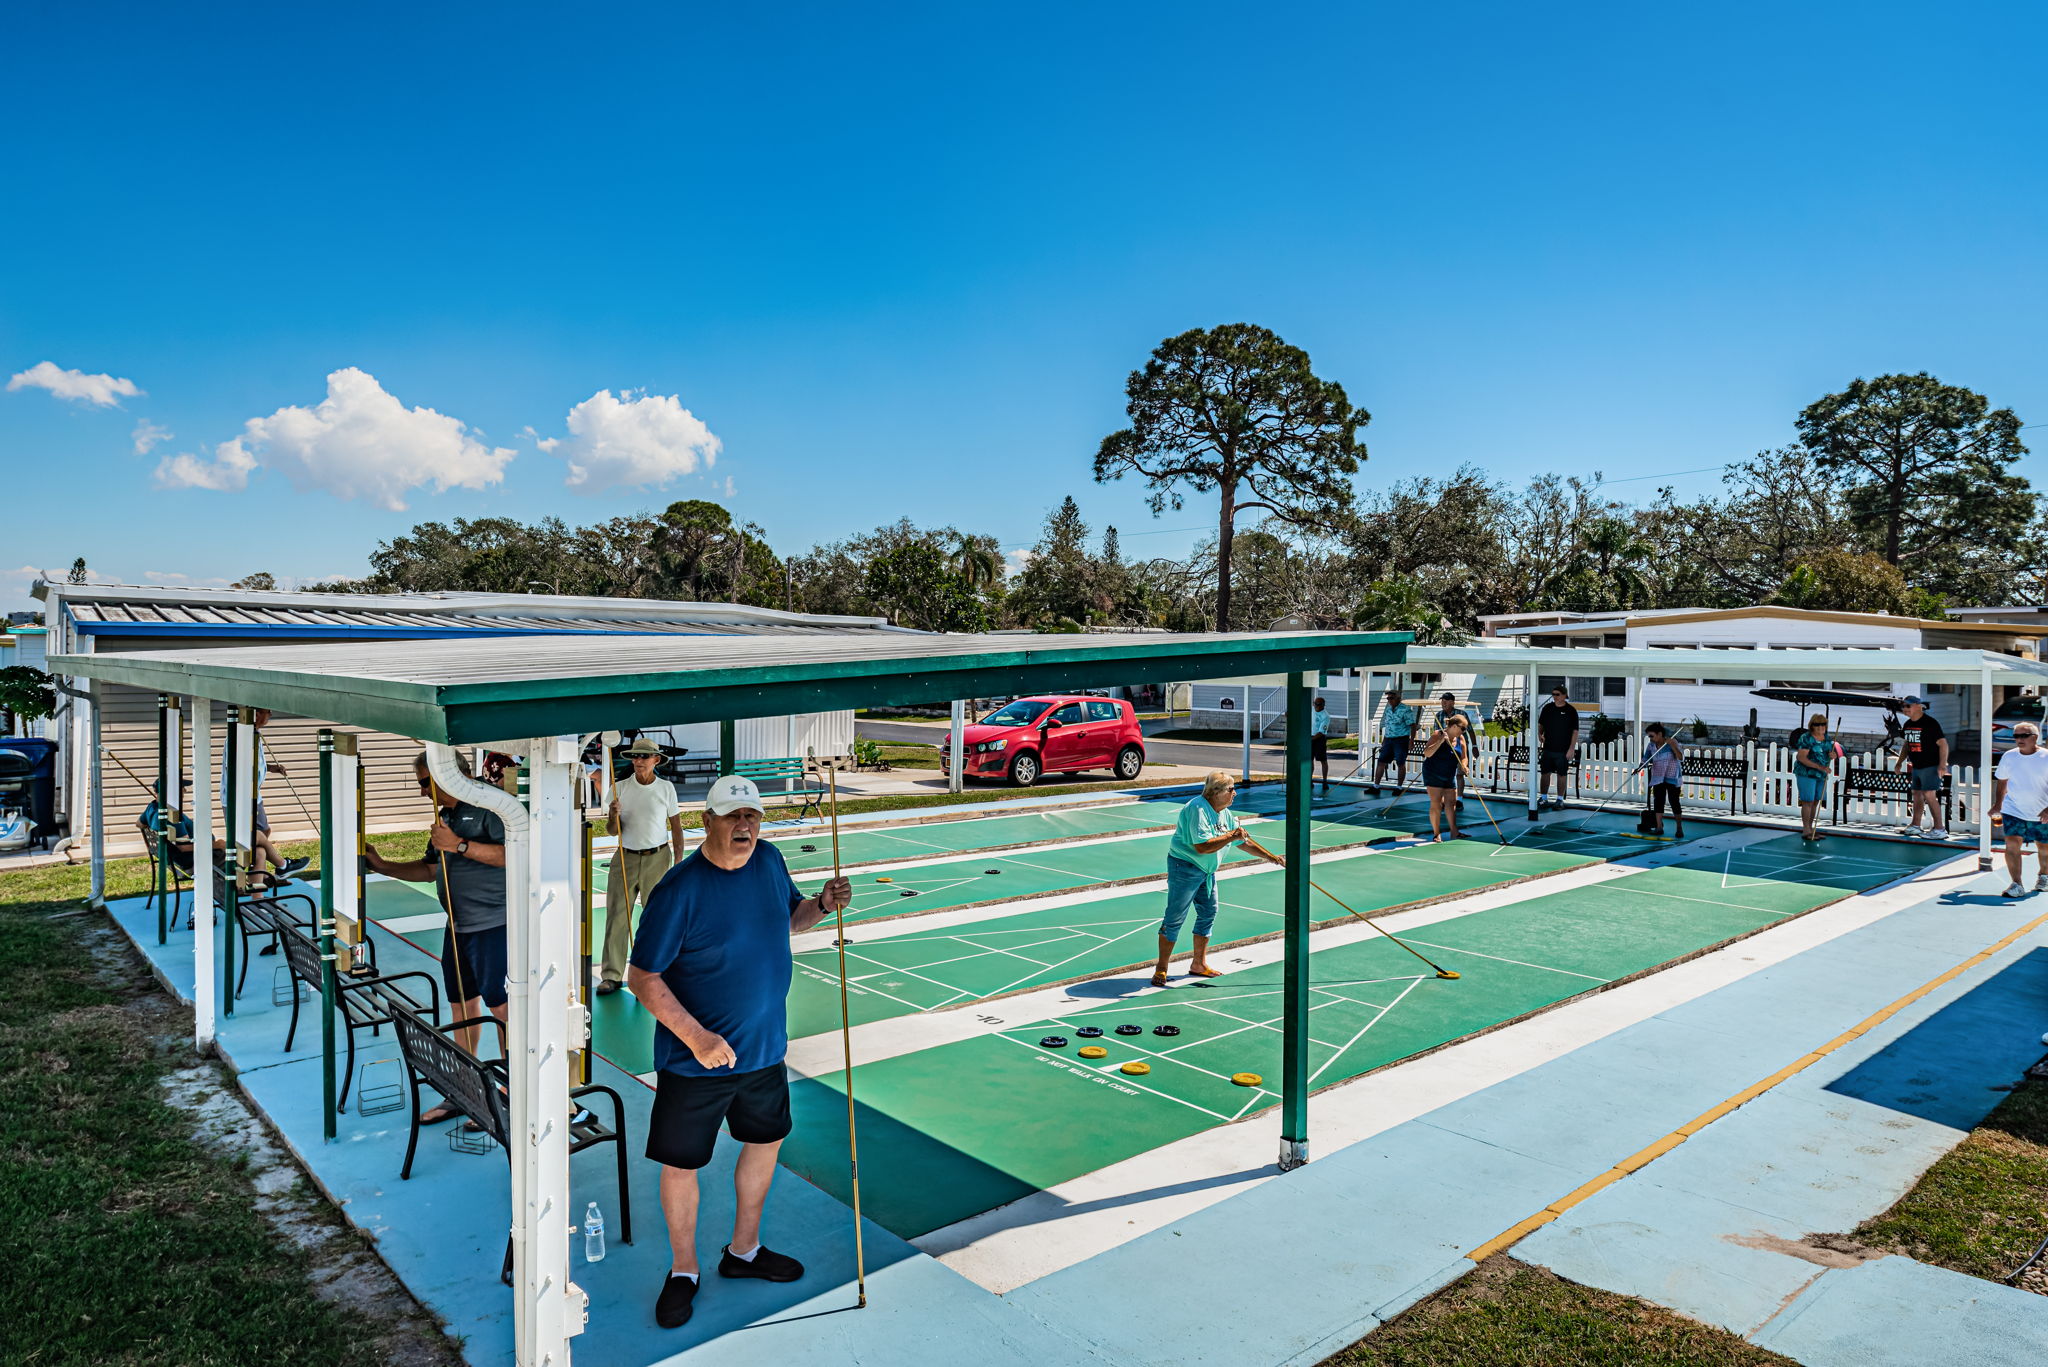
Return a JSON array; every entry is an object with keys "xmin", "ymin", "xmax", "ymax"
[{"xmin": 705, "ymin": 774, "xmax": 765, "ymax": 816}]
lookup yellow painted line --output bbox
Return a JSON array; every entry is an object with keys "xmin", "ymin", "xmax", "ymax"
[{"xmin": 1465, "ymin": 907, "xmax": 2048, "ymax": 1264}]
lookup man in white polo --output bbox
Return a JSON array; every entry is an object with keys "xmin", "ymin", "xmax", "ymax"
[{"xmin": 596, "ymin": 737, "xmax": 686, "ymax": 995}]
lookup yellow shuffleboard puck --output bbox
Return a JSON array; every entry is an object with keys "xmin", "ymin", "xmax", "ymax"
[
  {"xmin": 1120, "ymin": 1061, "xmax": 1151, "ymax": 1076},
  {"xmin": 1231, "ymin": 1072, "xmax": 1264, "ymax": 1087},
  {"xmin": 1077, "ymin": 1045, "xmax": 1107, "ymax": 1059}
]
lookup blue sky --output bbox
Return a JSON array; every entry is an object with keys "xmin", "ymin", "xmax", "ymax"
[{"xmin": 3, "ymin": 2, "xmax": 2044, "ymax": 614}]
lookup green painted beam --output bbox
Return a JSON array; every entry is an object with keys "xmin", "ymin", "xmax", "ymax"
[{"xmin": 51, "ymin": 632, "xmax": 1410, "ymax": 743}]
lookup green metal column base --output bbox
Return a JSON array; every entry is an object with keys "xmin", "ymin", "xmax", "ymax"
[{"xmin": 1279, "ymin": 670, "xmax": 1313, "ymax": 1162}]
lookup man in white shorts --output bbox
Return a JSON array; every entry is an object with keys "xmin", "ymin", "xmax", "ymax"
[
  {"xmin": 1993, "ymin": 721, "xmax": 2048, "ymax": 899},
  {"xmin": 597, "ymin": 736, "xmax": 686, "ymax": 993}
]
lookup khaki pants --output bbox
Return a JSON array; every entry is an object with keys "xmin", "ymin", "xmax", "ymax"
[{"xmin": 602, "ymin": 844, "xmax": 674, "ymax": 983}]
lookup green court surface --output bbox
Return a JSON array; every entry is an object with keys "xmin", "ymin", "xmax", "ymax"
[
  {"xmin": 779, "ymin": 832, "xmax": 1955, "ymax": 1238},
  {"xmin": 781, "ymin": 824, "xmax": 1640, "ymax": 1039},
  {"xmin": 765, "ymin": 800, "xmax": 1179, "ymax": 873}
]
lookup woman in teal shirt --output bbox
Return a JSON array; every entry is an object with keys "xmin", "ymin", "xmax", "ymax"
[
  {"xmin": 1150, "ymin": 771, "xmax": 1256, "ymax": 986},
  {"xmin": 1792, "ymin": 714, "xmax": 1840, "ymax": 841}
]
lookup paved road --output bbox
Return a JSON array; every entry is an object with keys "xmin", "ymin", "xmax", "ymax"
[{"xmin": 853, "ymin": 718, "xmax": 1334, "ymax": 776}]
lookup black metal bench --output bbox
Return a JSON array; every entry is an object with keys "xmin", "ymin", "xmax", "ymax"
[
  {"xmin": 275, "ymin": 923, "xmax": 436, "ymax": 1113},
  {"xmin": 218, "ymin": 872, "xmax": 319, "ymax": 997},
  {"xmin": 138, "ymin": 818, "xmax": 191, "ymax": 930},
  {"xmin": 1488, "ymin": 744, "xmax": 1581, "ymax": 798},
  {"xmin": 1835, "ymin": 766, "xmax": 1955, "ymax": 828},
  {"xmin": 1679, "ymin": 755, "xmax": 1749, "ymax": 814},
  {"xmin": 377, "ymin": 987, "xmax": 632, "ymax": 1284}
]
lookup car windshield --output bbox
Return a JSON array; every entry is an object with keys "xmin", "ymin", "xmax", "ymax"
[
  {"xmin": 1996, "ymin": 697, "xmax": 2045, "ymax": 721},
  {"xmin": 981, "ymin": 700, "xmax": 1051, "ymax": 727}
]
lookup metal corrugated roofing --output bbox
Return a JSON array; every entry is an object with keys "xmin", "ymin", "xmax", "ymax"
[
  {"xmin": 52, "ymin": 629, "xmax": 1412, "ymax": 743},
  {"xmin": 70, "ymin": 599, "xmax": 889, "ymax": 636}
]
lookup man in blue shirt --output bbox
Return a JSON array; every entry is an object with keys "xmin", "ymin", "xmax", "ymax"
[
  {"xmin": 628, "ymin": 774, "xmax": 851, "ymax": 1330},
  {"xmin": 1367, "ymin": 689, "xmax": 1418, "ymax": 796}
]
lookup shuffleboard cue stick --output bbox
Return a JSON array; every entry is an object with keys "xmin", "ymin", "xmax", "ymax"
[{"xmin": 825, "ymin": 758, "xmax": 868, "ymax": 1307}]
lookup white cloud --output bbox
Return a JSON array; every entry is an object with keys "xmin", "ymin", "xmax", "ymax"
[
  {"xmin": 131, "ymin": 419, "xmax": 172, "ymax": 454},
  {"xmin": 542, "ymin": 389, "xmax": 721, "ymax": 494},
  {"xmin": 1005, "ymin": 547, "xmax": 1036, "ymax": 575},
  {"xmin": 154, "ymin": 367, "xmax": 514, "ymax": 510},
  {"xmin": 154, "ymin": 444, "xmax": 258, "ymax": 492},
  {"xmin": 7, "ymin": 360, "xmax": 145, "ymax": 407}
]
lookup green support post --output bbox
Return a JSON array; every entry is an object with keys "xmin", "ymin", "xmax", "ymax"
[
  {"xmin": 318, "ymin": 729, "xmax": 338, "ymax": 1141},
  {"xmin": 720, "ymin": 718, "xmax": 736, "ymax": 773},
  {"xmin": 155, "ymin": 694, "xmax": 170, "ymax": 944},
  {"xmin": 222, "ymin": 711, "xmax": 240, "ymax": 1019},
  {"xmin": 1280, "ymin": 671, "xmax": 1312, "ymax": 1170}
]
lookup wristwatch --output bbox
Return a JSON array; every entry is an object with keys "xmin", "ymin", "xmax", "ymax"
[{"xmin": 457, "ymin": 839, "xmax": 470, "ymax": 856}]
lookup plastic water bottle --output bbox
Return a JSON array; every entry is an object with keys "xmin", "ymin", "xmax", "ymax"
[{"xmin": 584, "ymin": 1202, "xmax": 606, "ymax": 1263}]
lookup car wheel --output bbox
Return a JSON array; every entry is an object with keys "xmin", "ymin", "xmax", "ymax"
[
  {"xmin": 1009, "ymin": 752, "xmax": 1041, "ymax": 787},
  {"xmin": 1115, "ymin": 745, "xmax": 1144, "ymax": 780}
]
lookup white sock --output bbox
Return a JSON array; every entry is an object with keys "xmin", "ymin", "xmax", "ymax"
[
  {"xmin": 728, "ymin": 1243, "xmax": 759, "ymax": 1262},
  {"xmin": 669, "ymin": 1270, "xmax": 698, "ymax": 1283}
]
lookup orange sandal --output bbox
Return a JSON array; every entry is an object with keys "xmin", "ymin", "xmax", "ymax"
[
  {"xmin": 1188, "ymin": 965, "xmax": 1224, "ymax": 978},
  {"xmin": 1149, "ymin": 972, "xmax": 1170, "ymax": 987}
]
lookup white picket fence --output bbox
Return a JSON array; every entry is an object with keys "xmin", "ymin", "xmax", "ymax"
[{"xmin": 1459, "ymin": 730, "xmax": 1984, "ymax": 833}]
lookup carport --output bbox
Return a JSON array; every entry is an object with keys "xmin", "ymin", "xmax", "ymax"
[{"xmin": 53, "ymin": 627, "xmax": 1409, "ymax": 1367}]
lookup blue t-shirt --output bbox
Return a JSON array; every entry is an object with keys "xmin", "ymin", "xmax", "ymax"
[
  {"xmin": 140, "ymin": 800, "xmax": 193, "ymax": 841},
  {"xmin": 630, "ymin": 844, "xmax": 805, "ymax": 1077},
  {"xmin": 1312, "ymin": 710, "xmax": 1331, "ymax": 737}
]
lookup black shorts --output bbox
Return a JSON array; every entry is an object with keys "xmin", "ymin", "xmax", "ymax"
[
  {"xmin": 253, "ymin": 799, "xmax": 271, "ymax": 834},
  {"xmin": 647, "ymin": 1064, "xmax": 793, "ymax": 1170},
  {"xmin": 1377, "ymin": 736, "xmax": 1411, "ymax": 765},
  {"xmin": 442, "ymin": 923, "xmax": 509, "ymax": 1009},
  {"xmin": 1539, "ymin": 749, "xmax": 1571, "ymax": 776},
  {"xmin": 1311, "ymin": 734, "xmax": 1329, "ymax": 760}
]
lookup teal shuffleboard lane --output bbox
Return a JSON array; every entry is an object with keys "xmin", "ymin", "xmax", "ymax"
[
  {"xmin": 786, "ymin": 805, "xmax": 1444, "ymax": 929},
  {"xmin": 782, "ymin": 824, "xmax": 1618, "ymax": 1038},
  {"xmin": 765, "ymin": 800, "xmax": 1181, "ymax": 873},
  {"xmin": 778, "ymin": 831, "xmax": 1951, "ymax": 1239}
]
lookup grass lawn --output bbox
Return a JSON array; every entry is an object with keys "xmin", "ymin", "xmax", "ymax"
[
  {"xmin": 1322, "ymin": 1258, "xmax": 1795, "ymax": 1366},
  {"xmin": 0, "ymin": 862, "xmax": 457, "ymax": 1366},
  {"xmin": 1852, "ymin": 1074, "xmax": 2048, "ymax": 1294}
]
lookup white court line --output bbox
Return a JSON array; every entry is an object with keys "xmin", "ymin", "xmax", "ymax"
[
  {"xmin": 990, "ymin": 1031, "xmax": 1243, "ymax": 1124},
  {"xmin": 1399, "ymin": 938, "xmax": 1609, "ymax": 982},
  {"xmin": 1308, "ymin": 976, "xmax": 1424, "ymax": 1085},
  {"xmin": 379, "ymin": 913, "xmax": 447, "ymax": 934}
]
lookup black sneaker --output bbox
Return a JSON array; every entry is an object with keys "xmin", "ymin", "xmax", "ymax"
[
  {"xmin": 595, "ymin": 979, "xmax": 621, "ymax": 996},
  {"xmin": 655, "ymin": 1273, "xmax": 700, "ymax": 1328},
  {"xmin": 719, "ymin": 1243, "xmax": 804, "ymax": 1282}
]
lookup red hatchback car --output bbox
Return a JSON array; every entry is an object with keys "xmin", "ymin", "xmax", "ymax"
[{"xmin": 941, "ymin": 695, "xmax": 1147, "ymax": 786}]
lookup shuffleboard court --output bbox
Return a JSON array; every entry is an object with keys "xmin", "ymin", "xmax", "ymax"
[
  {"xmin": 779, "ymin": 832, "xmax": 1958, "ymax": 1238},
  {"xmin": 766, "ymin": 800, "xmax": 1181, "ymax": 872},
  {"xmin": 780, "ymin": 823, "xmax": 1658, "ymax": 1038}
]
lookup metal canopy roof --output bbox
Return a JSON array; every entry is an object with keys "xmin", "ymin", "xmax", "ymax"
[
  {"xmin": 52, "ymin": 629, "xmax": 1411, "ymax": 744},
  {"xmin": 1406, "ymin": 644, "xmax": 2048, "ymax": 685}
]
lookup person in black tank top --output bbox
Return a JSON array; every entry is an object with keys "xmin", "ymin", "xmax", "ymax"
[{"xmin": 1421, "ymin": 715, "xmax": 1471, "ymax": 842}]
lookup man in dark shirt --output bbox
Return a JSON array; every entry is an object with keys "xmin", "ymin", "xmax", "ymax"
[
  {"xmin": 629, "ymin": 774, "xmax": 851, "ymax": 1330},
  {"xmin": 364, "ymin": 752, "xmax": 510, "ymax": 1120},
  {"xmin": 1894, "ymin": 696, "xmax": 1949, "ymax": 837},
  {"xmin": 1535, "ymin": 685, "xmax": 1580, "ymax": 811}
]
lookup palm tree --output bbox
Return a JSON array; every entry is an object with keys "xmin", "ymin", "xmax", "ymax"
[{"xmin": 954, "ymin": 536, "xmax": 1002, "ymax": 593}]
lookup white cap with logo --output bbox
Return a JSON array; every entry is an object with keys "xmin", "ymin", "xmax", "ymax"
[{"xmin": 705, "ymin": 774, "xmax": 765, "ymax": 816}]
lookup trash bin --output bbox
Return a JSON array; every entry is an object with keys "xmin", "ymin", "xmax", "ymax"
[{"xmin": 0, "ymin": 738, "xmax": 59, "ymax": 850}]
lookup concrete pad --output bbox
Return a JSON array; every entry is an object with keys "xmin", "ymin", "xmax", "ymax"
[
  {"xmin": 1008, "ymin": 1122, "xmax": 1579, "ymax": 1367},
  {"xmin": 1751, "ymin": 1257, "xmax": 2048, "ymax": 1366}
]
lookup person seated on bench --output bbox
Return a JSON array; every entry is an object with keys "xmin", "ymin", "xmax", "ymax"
[
  {"xmin": 137, "ymin": 779, "xmax": 224, "ymax": 874},
  {"xmin": 223, "ymin": 709, "xmax": 310, "ymax": 878},
  {"xmin": 364, "ymin": 751, "xmax": 509, "ymax": 1126}
]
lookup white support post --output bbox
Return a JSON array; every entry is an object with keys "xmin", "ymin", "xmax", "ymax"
[
  {"xmin": 1525, "ymin": 664, "xmax": 1540, "ymax": 819},
  {"xmin": 1241, "ymin": 685, "xmax": 1252, "ymax": 783},
  {"xmin": 429, "ymin": 739, "xmax": 579, "ymax": 1365},
  {"xmin": 192, "ymin": 702, "xmax": 216, "ymax": 1052},
  {"xmin": 331, "ymin": 738, "xmax": 362, "ymax": 969},
  {"xmin": 1630, "ymin": 675, "xmax": 1645, "ymax": 782},
  {"xmin": 949, "ymin": 699, "xmax": 965, "ymax": 794},
  {"xmin": 1980, "ymin": 665, "xmax": 1994, "ymax": 871},
  {"xmin": 87, "ymin": 682, "xmax": 105, "ymax": 908},
  {"xmin": 230, "ymin": 711, "xmax": 256, "ymax": 858}
]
